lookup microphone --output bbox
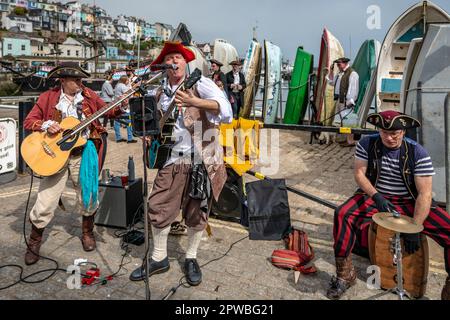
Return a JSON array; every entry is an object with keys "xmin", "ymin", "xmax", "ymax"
[{"xmin": 152, "ymin": 64, "xmax": 179, "ymax": 70}]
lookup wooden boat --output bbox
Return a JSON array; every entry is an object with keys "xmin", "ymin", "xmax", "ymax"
[
  {"xmin": 404, "ymin": 23, "xmax": 450, "ymax": 204},
  {"xmin": 262, "ymin": 40, "xmax": 282, "ymax": 124},
  {"xmin": 213, "ymin": 39, "xmax": 239, "ymax": 75},
  {"xmin": 241, "ymin": 40, "xmax": 262, "ymax": 118},
  {"xmin": 376, "ymin": 1, "xmax": 450, "ymax": 112},
  {"xmin": 283, "ymin": 47, "xmax": 313, "ymax": 124},
  {"xmin": 313, "ymin": 28, "xmax": 345, "ymax": 126},
  {"xmin": 187, "ymin": 45, "xmax": 210, "ymax": 76}
]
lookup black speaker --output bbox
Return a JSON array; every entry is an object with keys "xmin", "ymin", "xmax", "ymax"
[
  {"xmin": 95, "ymin": 177, "xmax": 143, "ymax": 229},
  {"xmin": 211, "ymin": 167, "xmax": 244, "ymax": 221},
  {"xmin": 129, "ymin": 95, "xmax": 159, "ymax": 136}
]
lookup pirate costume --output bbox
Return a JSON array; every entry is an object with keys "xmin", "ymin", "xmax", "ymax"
[
  {"xmin": 327, "ymin": 57, "xmax": 359, "ymax": 126},
  {"xmin": 23, "ymin": 62, "xmax": 125, "ymax": 265},
  {"xmin": 129, "ymin": 42, "xmax": 232, "ymax": 286},
  {"xmin": 209, "ymin": 58, "xmax": 228, "ymax": 95},
  {"xmin": 327, "ymin": 110, "xmax": 450, "ymax": 300},
  {"xmin": 225, "ymin": 60, "xmax": 246, "ymax": 119}
]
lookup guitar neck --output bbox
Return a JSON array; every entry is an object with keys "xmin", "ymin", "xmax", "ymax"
[{"xmin": 71, "ymin": 72, "xmax": 163, "ymax": 136}]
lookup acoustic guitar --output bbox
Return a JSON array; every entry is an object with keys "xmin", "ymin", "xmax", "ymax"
[
  {"xmin": 147, "ymin": 68, "xmax": 202, "ymax": 169},
  {"xmin": 21, "ymin": 72, "xmax": 164, "ymax": 176}
]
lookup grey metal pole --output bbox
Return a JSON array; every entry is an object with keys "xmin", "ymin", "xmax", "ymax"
[
  {"xmin": 416, "ymin": 81, "xmax": 423, "ymax": 144},
  {"xmin": 444, "ymin": 92, "xmax": 450, "ymax": 212},
  {"xmin": 141, "ymin": 96, "xmax": 151, "ymax": 300}
]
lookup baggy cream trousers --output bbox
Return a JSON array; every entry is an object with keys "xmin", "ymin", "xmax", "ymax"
[{"xmin": 29, "ymin": 155, "xmax": 98, "ymax": 229}]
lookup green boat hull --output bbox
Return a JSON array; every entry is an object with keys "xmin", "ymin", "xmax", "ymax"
[
  {"xmin": 283, "ymin": 47, "xmax": 313, "ymax": 124},
  {"xmin": 352, "ymin": 39, "xmax": 377, "ymax": 113}
]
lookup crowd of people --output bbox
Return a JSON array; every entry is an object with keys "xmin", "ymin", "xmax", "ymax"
[{"xmin": 99, "ymin": 57, "xmax": 247, "ymax": 146}]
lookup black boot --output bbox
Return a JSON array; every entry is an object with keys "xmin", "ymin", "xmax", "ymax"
[
  {"xmin": 184, "ymin": 258, "xmax": 202, "ymax": 286},
  {"xmin": 129, "ymin": 257, "xmax": 170, "ymax": 281},
  {"xmin": 442, "ymin": 276, "xmax": 450, "ymax": 300}
]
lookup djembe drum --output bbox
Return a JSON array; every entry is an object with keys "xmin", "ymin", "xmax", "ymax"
[{"xmin": 368, "ymin": 212, "xmax": 429, "ymax": 299}]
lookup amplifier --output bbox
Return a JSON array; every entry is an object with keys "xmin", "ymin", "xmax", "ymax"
[{"xmin": 95, "ymin": 177, "xmax": 143, "ymax": 229}]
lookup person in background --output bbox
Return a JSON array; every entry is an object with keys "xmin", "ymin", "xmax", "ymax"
[
  {"xmin": 113, "ymin": 75, "xmax": 136, "ymax": 143},
  {"xmin": 100, "ymin": 70, "xmax": 115, "ymax": 127},
  {"xmin": 209, "ymin": 59, "xmax": 228, "ymax": 96},
  {"xmin": 225, "ymin": 60, "xmax": 246, "ymax": 119},
  {"xmin": 326, "ymin": 57, "xmax": 359, "ymax": 146}
]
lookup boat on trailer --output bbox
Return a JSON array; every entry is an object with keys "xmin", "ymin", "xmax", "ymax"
[
  {"xmin": 404, "ymin": 23, "xmax": 450, "ymax": 204},
  {"xmin": 375, "ymin": 1, "xmax": 450, "ymax": 112}
]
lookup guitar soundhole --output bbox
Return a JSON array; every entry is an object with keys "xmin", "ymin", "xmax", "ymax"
[{"xmin": 59, "ymin": 129, "xmax": 80, "ymax": 151}]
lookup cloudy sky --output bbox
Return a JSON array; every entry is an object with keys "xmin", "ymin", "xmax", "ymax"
[{"xmin": 72, "ymin": 0, "xmax": 450, "ymax": 64}]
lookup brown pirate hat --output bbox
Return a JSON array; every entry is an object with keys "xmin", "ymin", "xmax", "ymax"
[{"xmin": 367, "ymin": 110, "xmax": 421, "ymax": 130}]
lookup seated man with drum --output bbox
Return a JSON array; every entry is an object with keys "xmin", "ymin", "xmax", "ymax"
[{"xmin": 327, "ymin": 110, "xmax": 450, "ymax": 300}]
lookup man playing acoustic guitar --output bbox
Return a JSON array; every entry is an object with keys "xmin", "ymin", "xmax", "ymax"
[
  {"xmin": 129, "ymin": 42, "xmax": 232, "ymax": 286},
  {"xmin": 23, "ymin": 62, "xmax": 126, "ymax": 265}
]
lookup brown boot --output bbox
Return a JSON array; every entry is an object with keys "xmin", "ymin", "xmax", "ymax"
[
  {"xmin": 81, "ymin": 215, "xmax": 96, "ymax": 252},
  {"xmin": 326, "ymin": 256, "xmax": 357, "ymax": 300},
  {"xmin": 24, "ymin": 224, "xmax": 44, "ymax": 265},
  {"xmin": 442, "ymin": 276, "xmax": 450, "ymax": 300}
]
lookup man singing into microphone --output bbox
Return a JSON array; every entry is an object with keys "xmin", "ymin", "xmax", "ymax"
[{"xmin": 130, "ymin": 42, "xmax": 232, "ymax": 286}]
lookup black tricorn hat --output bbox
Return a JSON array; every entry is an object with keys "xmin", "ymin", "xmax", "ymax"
[
  {"xmin": 334, "ymin": 57, "xmax": 350, "ymax": 64},
  {"xmin": 367, "ymin": 110, "xmax": 421, "ymax": 130},
  {"xmin": 209, "ymin": 59, "xmax": 223, "ymax": 67},
  {"xmin": 48, "ymin": 62, "xmax": 90, "ymax": 79}
]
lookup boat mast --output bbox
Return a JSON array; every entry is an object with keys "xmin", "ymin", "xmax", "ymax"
[
  {"xmin": 252, "ymin": 20, "xmax": 258, "ymax": 41},
  {"xmin": 137, "ymin": 21, "xmax": 141, "ymax": 69},
  {"xmin": 52, "ymin": 8, "xmax": 60, "ymax": 65},
  {"xmin": 93, "ymin": 0, "xmax": 98, "ymax": 75}
]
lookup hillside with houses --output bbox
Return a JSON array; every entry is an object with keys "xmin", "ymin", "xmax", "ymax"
[{"xmin": 0, "ymin": 0, "xmax": 178, "ymax": 75}]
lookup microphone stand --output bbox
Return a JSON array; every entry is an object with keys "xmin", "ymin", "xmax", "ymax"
[
  {"xmin": 136, "ymin": 81, "xmax": 157, "ymax": 300},
  {"xmin": 140, "ymin": 89, "xmax": 151, "ymax": 300},
  {"xmin": 136, "ymin": 72, "xmax": 166, "ymax": 301}
]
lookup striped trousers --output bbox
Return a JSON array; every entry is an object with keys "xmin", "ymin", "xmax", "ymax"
[{"xmin": 333, "ymin": 193, "xmax": 450, "ymax": 275}]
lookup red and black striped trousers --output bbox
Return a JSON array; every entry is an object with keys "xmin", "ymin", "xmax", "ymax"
[{"xmin": 333, "ymin": 193, "xmax": 450, "ymax": 275}]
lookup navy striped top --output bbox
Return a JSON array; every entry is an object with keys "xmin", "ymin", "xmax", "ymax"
[{"xmin": 355, "ymin": 136, "xmax": 435, "ymax": 197}]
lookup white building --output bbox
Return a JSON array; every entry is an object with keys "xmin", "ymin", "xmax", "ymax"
[
  {"xmin": 113, "ymin": 23, "xmax": 132, "ymax": 44},
  {"xmin": 65, "ymin": 1, "xmax": 83, "ymax": 35},
  {"xmin": 30, "ymin": 37, "xmax": 52, "ymax": 57},
  {"xmin": 2, "ymin": 14, "xmax": 34, "ymax": 33},
  {"xmin": 155, "ymin": 22, "xmax": 173, "ymax": 41},
  {"xmin": 59, "ymin": 37, "xmax": 92, "ymax": 59}
]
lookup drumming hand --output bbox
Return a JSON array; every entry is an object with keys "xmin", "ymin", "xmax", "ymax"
[
  {"xmin": 402, "ymin": 233, "xmax": 421, "ymax": 254},
  {"xmin": 47, "ymin": 122, "xmax": 62, "ymax": 135},
  {"xmin": 372, "ymin": 193, "xmax": 396, "ymax": 212},
  {"xmin": 175, "ymin": 89, "xmax": 197, "ymax": 108}
]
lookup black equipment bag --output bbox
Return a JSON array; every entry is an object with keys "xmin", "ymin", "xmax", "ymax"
[{"xmin": 245, "ymin": 179, "xmax": 291, "ymax": 240}]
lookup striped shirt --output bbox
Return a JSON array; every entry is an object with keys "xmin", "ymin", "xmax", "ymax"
[{"xmin": 355, "ymin": 136, "xmax": 435, "ymax": 197}]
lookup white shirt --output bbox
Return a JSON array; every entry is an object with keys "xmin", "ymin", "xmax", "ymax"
[
  {"xmin": 159, "ymin": 75, "xmax": 232, "ymax": 166},
  {"xmin": 233, "ymin": 71, "xmax": 240, "ymax": 85},
  {"xmin": 41, "ymin": 90, "xmax": 90, "ymax": 139},
  {"xmin": 327, "ymin": 65, "xmax": 359, "ymax": 106}
]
